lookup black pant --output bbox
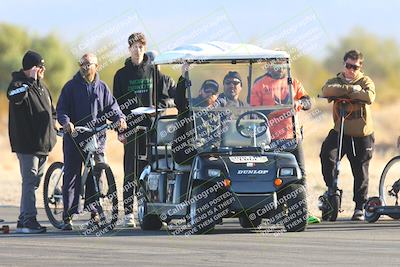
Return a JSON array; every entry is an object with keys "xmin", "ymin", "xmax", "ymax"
[
  {"xmin": 320, "ymin": 129, "xmax": 374, "ymax": 209},
  {"xmin": 291, "ymin": 140, "xmax": 306, "ymax": 180},
  {"xmin": 123, "ymin": 134, "xmax": 147, "ymax": 215}
]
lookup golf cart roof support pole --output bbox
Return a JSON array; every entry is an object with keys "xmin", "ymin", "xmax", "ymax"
[
  {"xmin": 154, "ymin": 64, "xmax": 159, "ymax": 170},
  {"xmin": 286, "ymin": 58, "xmax": 298, "ymax": 140},
  {"xmin": 184, "ymin": 61, "xmax": 198, "ymax": 139},
  {"xmin": 247, "ymin": 61, "xmax": 253, "ymax": 104}
]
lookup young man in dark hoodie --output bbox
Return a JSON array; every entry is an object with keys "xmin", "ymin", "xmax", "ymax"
[
  {"xmin": 113, "ymin": 33, "xmax": 176, "ymax": 227},
  {"xmin": 57, "ymin": 53, "xmax": 126, "ymax": 230},
  {"xmin": 7, "ymin": 50, "xmax": 57, "ymax": 234}
]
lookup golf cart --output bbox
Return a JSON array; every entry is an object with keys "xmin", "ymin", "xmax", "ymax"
[{"xmin": 136, "ymin": 42, "xmax": 307, "ymax": 234}]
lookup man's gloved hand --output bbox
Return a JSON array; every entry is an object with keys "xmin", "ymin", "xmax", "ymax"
[
  {"xmin": 63, "ymin": 122, "xmax": 75, "ymax": 134},
  {"xmin": 118, "ymin": 118, "xmax": 127, "ymax": 131},
  {"xmin": 352, "ymin": 85, "xmax": 362, "ymax": 93}
]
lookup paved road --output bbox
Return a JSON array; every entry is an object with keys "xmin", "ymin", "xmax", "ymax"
[{"xmin": 0, "ymin": 206, "xmax": 399, "ymax": 266}]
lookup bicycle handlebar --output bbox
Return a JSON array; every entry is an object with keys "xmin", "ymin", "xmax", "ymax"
[{"xmin": 57, "ymin": 123, "xmax": 116, "ymax": 137}]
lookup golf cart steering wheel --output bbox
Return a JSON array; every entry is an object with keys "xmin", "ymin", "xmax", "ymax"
[{"xmin": 236, "ymin": 110, "xmax": 269, "ymax": 138}]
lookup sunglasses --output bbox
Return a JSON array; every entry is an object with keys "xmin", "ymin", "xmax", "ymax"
[
  {"xmin": 345, "ymin": 62, "xmax": 361, "ymax": 71},
  {"xmin": 224, "ymin": 80, "xmax": 241, "ymax": 86}
]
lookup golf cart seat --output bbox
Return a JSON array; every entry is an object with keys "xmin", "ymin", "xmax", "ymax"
[
  {"xmin": 220, "ymin": 119, "xmax": 271, "ymax": 147},
  {"xmin": 151, "ymin": 117, "xmax": 191, "ymax": 172}
]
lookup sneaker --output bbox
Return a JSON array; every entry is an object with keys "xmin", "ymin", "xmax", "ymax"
[
  {"xmin": 22, "ymin": 218, "xmax": 46, "ymax": 234},
  {"xmin": 61, "ymin": 217, "xmax": 73, "ymax": 231},
  {"xmin": 124, "ymin": 213, "xmax": 136, "ymax": 228},
  {"xmin": 307, "ymin": 215, "xmax": 321, "ymax": 224},
  {"xmin": 87, "ymin": 212, "xmax": 101, "ymax": 230},
  {"xmin": 351, "ymin": 209, "xmax": 365, "ymax": 221},
  {"xmin": 16, "ymin": 220, "xmax": 24, "ymax": 233}
]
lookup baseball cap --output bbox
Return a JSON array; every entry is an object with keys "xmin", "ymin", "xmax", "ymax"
[
  {"xmin": 223, "ymin": 71, "xmax": 242, "ymax": 85},
  {"xmin": 201, "ymin": 79, "xmax": 219, "ymax": 94}
]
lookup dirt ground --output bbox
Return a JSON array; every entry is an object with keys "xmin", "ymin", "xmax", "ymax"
[{"xmin": 1, "ymin": 95, "xmax": 399, "ymax": 218}]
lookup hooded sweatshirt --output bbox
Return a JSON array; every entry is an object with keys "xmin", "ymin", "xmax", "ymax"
[
  {"xmin": 321, "ymin": 72, "xmax": 375, "ymax": 137},
  {"xmin": 7, "ymin": 70, "xmax": 57, "ymax": 155},
  {"xmin": 57, "ymin": 71, "xmax": 124, "ymax": 153},
  {"xmin": 113, "ymin": 54, "xmax": 176, "ymax": 117},
  {"xmin": 250, "ymin": 73, "xmax": 310, "ymax": 140}
]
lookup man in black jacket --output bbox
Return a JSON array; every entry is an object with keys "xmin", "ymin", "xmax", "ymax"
[
  {"xmin": 113, "ymin": 32, "xmax": 176, "ymax": 227},
  {"xmin": 7, "ymin": 50, "xmax": 57, "ymax": 234}
]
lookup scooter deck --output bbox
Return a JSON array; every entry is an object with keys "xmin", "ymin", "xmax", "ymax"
[{"xmin": 370, "ymin": 205, "xmax": 400, "ymax": 216}]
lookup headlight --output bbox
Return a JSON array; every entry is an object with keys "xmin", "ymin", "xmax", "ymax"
[
  {"xmin": 279, "ymin": 168, "xmax": 295, "ymax": 176},
  {"xmin": 208, "ymin": 169, "xmax": 221, "ymax": 177}
]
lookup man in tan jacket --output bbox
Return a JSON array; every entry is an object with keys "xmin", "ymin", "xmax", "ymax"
[{"xmin": 320, "ymin": 50, "xmax": 375, "ymax": 221}]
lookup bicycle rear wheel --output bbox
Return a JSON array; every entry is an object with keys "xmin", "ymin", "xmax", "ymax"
[
  {"xmin": 379, "ymin": 156, "xmax": 400, "ymax": 219},
  {"xmin": 43, "ymin": 162, "xmax": 64, "ymax": 229}
]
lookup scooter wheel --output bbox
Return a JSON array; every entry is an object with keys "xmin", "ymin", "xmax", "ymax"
[
  {"xmin": 319, "ymin": 195, "xmax": 330, "ymax": 221},
  {"xmin": 364, "ymin": 197, "xmax": 381, "ymax": 223},
  {"xmin": 320, "ymin": 194, "xmax": 339, "ymax": 221},
  {"xmin": 328, "ymin": 194, "xmax": 340, "ymax": 222}
]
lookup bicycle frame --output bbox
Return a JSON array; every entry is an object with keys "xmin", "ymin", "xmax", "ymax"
[{"xmin": 79, "ymin": 132, "xmax": 103, "ymax": 200}]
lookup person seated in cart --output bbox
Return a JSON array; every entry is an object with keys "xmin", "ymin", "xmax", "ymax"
[{"xmin": 250, "ymin": 58, "xmax": 320, "ymax": 224}]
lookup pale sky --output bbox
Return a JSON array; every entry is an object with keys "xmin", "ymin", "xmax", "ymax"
[{"xmin": 1, "ymin": 0, "xmax": 400, "ymax": 59}]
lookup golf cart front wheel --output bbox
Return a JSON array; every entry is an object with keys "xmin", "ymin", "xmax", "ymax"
[
  {"xmin": 277, "ymin": 184, "xmax": 308, "ymax": 232},
  {"xmin": 364, "ymin": 197, "xmax": 381, "ymax": 223}
]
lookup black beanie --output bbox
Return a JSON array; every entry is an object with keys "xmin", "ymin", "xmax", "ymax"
[{"xmin": 22, "ymin": 50, "xmax": 44, "ymax": 70}]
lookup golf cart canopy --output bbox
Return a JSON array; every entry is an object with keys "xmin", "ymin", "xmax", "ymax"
[{"xmin": 154, "ymin": 41, "xmax": 289, "ymax": 64}]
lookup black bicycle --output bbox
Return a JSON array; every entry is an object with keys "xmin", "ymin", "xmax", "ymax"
[{"xmin": 43, "ymin": 124, "xmax": 118, "ymax": 231}]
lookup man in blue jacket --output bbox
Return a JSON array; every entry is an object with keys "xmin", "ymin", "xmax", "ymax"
[{"xmin": 57, "ymin": 53, "xmax": 126, "ymax": 230}]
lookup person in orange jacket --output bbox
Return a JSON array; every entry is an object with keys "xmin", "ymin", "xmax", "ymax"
[{"xmin": 250, "ymin": 59, "xmax": 311, "ymax": 179}]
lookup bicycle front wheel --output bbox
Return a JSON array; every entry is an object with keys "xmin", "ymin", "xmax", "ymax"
[
  {"xmin": 379, "ymin": 156, "xmax": 400, "ymax": 219},
  {"xmin": 43, "ymin": 162, "xmax": 64, "ymax": 229},
  {"xmin": 93, "ymin": 163, "xmax": 119, "ymax": 232}
]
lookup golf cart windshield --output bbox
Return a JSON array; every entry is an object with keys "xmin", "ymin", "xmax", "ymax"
[
  {"xmin": 155, "ymin": 43, "xmax": 298, "ymax": 152},
  {"xmin": 184, "ymin": 60, "xmax": 297, "ymax": 151}
]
